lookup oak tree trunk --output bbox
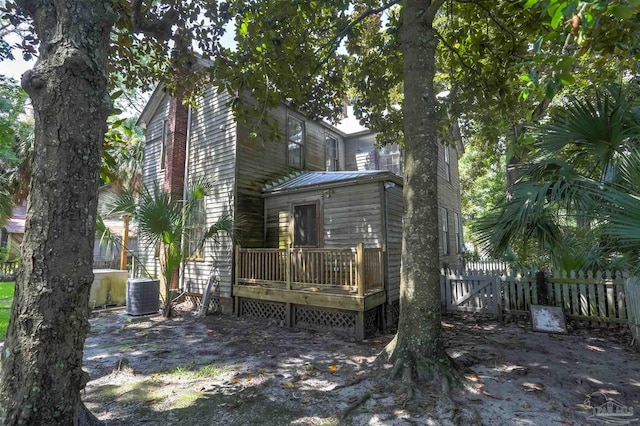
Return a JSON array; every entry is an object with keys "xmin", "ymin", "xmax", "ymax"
[
  {"xmin": 0, "ymin": 1, "xmax": 116, "ymax": 424},
  {"xmin": 384, "ymin": 0, "xmax": 457, "ymax": 390}
]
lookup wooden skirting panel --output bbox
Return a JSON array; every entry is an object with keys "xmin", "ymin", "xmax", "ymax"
[{"xmin": 235, "ymin": 296, "xmax": 384, "ymax": 339}]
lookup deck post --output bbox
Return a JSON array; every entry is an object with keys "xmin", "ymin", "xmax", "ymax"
[
  {"xmin": 286, "ymin": 245, "xmax": 292, "ymax": 290},
  {"xmin": 376, "ymin": 243, "xmax": 384, "ymax": 290},
  {"xmin": 356, "ymin": 242, "xmax": 365, "ymax": 297},
  {"xmin": 234, "ymin": 244, "xmax": 240, "ymax": 316}
]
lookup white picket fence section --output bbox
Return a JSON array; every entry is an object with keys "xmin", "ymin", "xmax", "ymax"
[{"xmin": 441, "ymin": 269, "xmax": 630, "ymax": 324}]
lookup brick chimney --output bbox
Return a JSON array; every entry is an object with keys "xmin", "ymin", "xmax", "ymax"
[
  {"xmin": 163, "ymin": 94, "xmax": 188, "ymax": 291},
  {"xmin": 164, "ymin": 94, "xmax": 188, "ymax": 199}
]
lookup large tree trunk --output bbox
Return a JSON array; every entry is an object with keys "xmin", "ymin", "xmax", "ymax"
[
  {"xmin": 384, "ymin": 0, "xmax": 456, "ymax": 391},
  {"xmin": 0, "ymin": 1, "xmax": 115, "ymax": 424}
]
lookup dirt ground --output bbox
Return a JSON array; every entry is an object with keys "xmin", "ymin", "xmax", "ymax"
[{"xmin": 78, "ymin": 304, "xmax": 640, "ymax": 425}]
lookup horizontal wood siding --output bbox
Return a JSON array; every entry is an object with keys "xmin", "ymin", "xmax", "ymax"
[
  {"xmin": 265, "ymin": 182, "xmax": 384, "ymax": 249},
  {"xmin": 183, "ymin": 88, "xmax": 237, "ymax": 297},
  {"xmin": 384, "ymin": 183, "xmax": 403, "ymax": 303},
  {"xmin": 236, "ymin": 102, "xmax": 338, "ymax": 248},
  {"xmin": 139, "ymin": 93, "xmax": 170, "ymax": 280},
  {"xmin": 438, "ymin": 142, "xmax": 463, "ymax": 269},
  {"xmin": 139, "ymin": 88, "xmax": 236, "ymax": 297}
]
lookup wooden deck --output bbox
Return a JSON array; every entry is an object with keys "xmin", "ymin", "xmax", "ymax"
[{"xmin": 233, "ymin": 244, "xmax": 386, "ymax": 338}]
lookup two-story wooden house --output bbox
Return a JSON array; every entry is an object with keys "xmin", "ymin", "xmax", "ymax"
[{"xmin": 137, "ymin": 85, "xmax": 463, "ymax": 338}]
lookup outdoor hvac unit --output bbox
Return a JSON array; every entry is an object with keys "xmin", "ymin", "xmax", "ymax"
[{"xmin": 126, "ymin": 278, "xmax": 159, "ymax": 316}]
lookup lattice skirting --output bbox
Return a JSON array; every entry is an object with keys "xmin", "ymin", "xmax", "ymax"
[
  {"xmin": 294, "ymin": 306, "xmax": 357, "ymax": 335},
  {"xmin": 240, "ymin": 298, "xmax": 286, "ymax": 323},
  {"xmin": 235, "ymin": 297, "xmax": 384, "ymax": 338},
  {"xmin": 180, "ymin": 292, "xmax": 220, "ymax": 314},
  {"xmin": 386, "ymin": 300, "xmax": 400, "ymax": 327},
  {"xmin": 364, "ymin": 308, "xmax": 380, "ymax": 335}
]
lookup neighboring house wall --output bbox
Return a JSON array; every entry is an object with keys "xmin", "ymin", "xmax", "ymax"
[{"xmin": 437, "ymin": 143, "xmax": 463, "ymax": 268}]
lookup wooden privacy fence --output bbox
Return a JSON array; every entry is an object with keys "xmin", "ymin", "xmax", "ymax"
[
  {"xmin": 235, "ymin": 243, "xmax": 385, "ymax": 295},
  {"xmin": 442, "ymin": 269, "xmax": 629, "ymax": 323}
]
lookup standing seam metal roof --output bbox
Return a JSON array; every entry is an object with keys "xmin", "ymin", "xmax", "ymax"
[{"xmin": 262, "ymin": 171, "xmax": 400, "ymax": 193}]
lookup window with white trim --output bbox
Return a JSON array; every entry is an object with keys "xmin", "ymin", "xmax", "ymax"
[
  {"xmin": 287, "ymin": 117, "xmax": 305, "ymax": 168},
  {"xmin": 186, "ymin": 197, "xmax": 206, "ymax": 259},
  {"xmin": 377, "ymin": 144, "xmax": 404, "ymax": 176},
  {"xmin": 454, "ymin": 212, "xmax": 463, "ymax": 254},
  {"xmin": 325, "ymin": 135, "xmax": 338, "ymax": 171},
  {"xmin": 441, "ymin": 207, "xmax": 450, "ymax": 255},
  {"xmin": 444, "ymin": 144, "xmax": 451, "ymax": 182}
]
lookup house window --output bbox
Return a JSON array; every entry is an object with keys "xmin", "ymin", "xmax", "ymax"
[
  {"xmin": 186, "ymin": 197, "xmax": 206, "ymax": 259},
  {"xmin": 0, "ymin": 229, "xmax": 7, "ymax": 249},
  {"xmin": 444, "ymin": 144, "xmax": 451, "ymax": 182},
  {"xmin": 454, "ymin": 212, "xmax": 463, "ymax": 254},
  {"xmin": 160, "ymin": 119, "xmax": 168, "ymax": 170},
  {"xmin": 378, "ymin": 144, "xmax": 404, "ymax": 176},
  {"xmin": 287, "ymin": 117, "xmax": 305, "ymax": 168},
  {"xmin": 293, "ymin": 203, "xmax": 318, "ymax": 247},
  {"xmin": 441, "ymin": 207, "xmax": 449, "ymax": 255},
  {"xmin": 325, "ymin": 135, "xmax": 339, "ymax": 171}
]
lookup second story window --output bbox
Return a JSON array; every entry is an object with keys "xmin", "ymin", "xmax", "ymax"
[
  {"xmin": 160, "ymin": 119, "xmax": 168, "ymax": 170},
  {"xmin": 454, "ymin": 212, "xmax": 463, "ymax": 254},
  {"xmin": 378, "ymin": 144, "xmax": 404, "ymax": 176},
  {"xmin": 444, "ymin": 144, "xmax": 451, "ymax": 182},
  {"xmin": 441, "ymin": 207, "xmax": 450, "ymax": 255},
  {"xmin": 325, "ymin": 135, "xmax": 338, "ymax": 171},
  {"xmin": 287, "ymin": 117, "xmax": 305, "ymax": 169}
]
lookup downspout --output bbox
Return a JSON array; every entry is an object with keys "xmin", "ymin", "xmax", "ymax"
[{"xmin": 178, "ymin": 105, "xmax": 193, "ymax": 290}]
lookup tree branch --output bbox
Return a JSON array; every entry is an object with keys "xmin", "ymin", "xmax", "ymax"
[
  {"xmin": 131, "ymin": 0, "xmax": 174, "ymax": 40},
  {"xmin": 434, "ymin": 28, "xmax": 481, "ymax": 76},
  {"xmin": 310, "ymin": 0, "xmax": 400, "ymax": 75}
]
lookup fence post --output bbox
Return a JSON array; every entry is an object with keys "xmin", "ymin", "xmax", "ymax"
[
  {"xmin": 356, "ymin": 242, "xmax": 365, "ymax": 297},
  {"xmin": 494, "ymin": 276, "xmax": 503, "ymax": 321}
]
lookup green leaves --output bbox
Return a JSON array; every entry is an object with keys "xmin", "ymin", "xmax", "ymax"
[{"xmin": 609, "ymin": 4, "xmax": 635, "ymax": 19}]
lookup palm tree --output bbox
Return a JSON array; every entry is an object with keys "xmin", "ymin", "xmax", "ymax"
[
  {"xmin": 102, "ymin": 179, "xmax": 236, "ymax": 317},
  {"xmin": 473, "ymin": 83, "xmax": 640, "ymax": 272}
]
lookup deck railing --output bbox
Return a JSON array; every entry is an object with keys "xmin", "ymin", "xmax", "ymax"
[{"xmin": 235, "ymin": 243, "xmax": 385, "ymax": 295}]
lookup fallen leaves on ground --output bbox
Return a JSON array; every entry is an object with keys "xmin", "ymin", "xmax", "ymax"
[
  {"xmin": 281, "ymin": 381, "xmax": 295, "ymax": 388},
  {"xmin": 328, "ymin": 365, "xmax": 338, "ymax": 372}
]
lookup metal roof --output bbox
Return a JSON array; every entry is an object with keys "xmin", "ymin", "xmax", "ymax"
[{"xmin": 263, "ymin": 171, "xmax": 402, "ymax": 194}]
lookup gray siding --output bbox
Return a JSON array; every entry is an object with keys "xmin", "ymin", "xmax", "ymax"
[
  {"xmin": 182, "ymin": 88, "xmax": 237, "ymax": 296},
  {"xmin": 265, "ymin": 182, "xmax": 384, "ymax": 249},
  {"xmin": 139, "ymin": 88, "xmax": 237, "ymax": 297},
  {"xmin": 236, "ymin": 102, "xmax": 344, "ymax": 248},
  {"xmin": 437, "ymin": 143, "xmax": 463, "ymax": 269},
  {"xmin": 139, "ymin": 93, "xmax": 170, "ymax": 279},
  {"xmin": 383, "ymin": 183, "xmax": 403, "ymax": 303},
  {"xmin": 343, "ymin": 131, "xmax": 463, "ymax": 270}
]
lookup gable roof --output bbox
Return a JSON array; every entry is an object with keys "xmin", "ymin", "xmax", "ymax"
[{"xmin": 263, "ymin": 171, "xmax": 402, "ymax": 196}]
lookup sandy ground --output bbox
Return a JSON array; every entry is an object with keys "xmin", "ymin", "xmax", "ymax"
[{"xmin": 75, "ymin": 305, "xmax": 640, "ymax": 425}]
